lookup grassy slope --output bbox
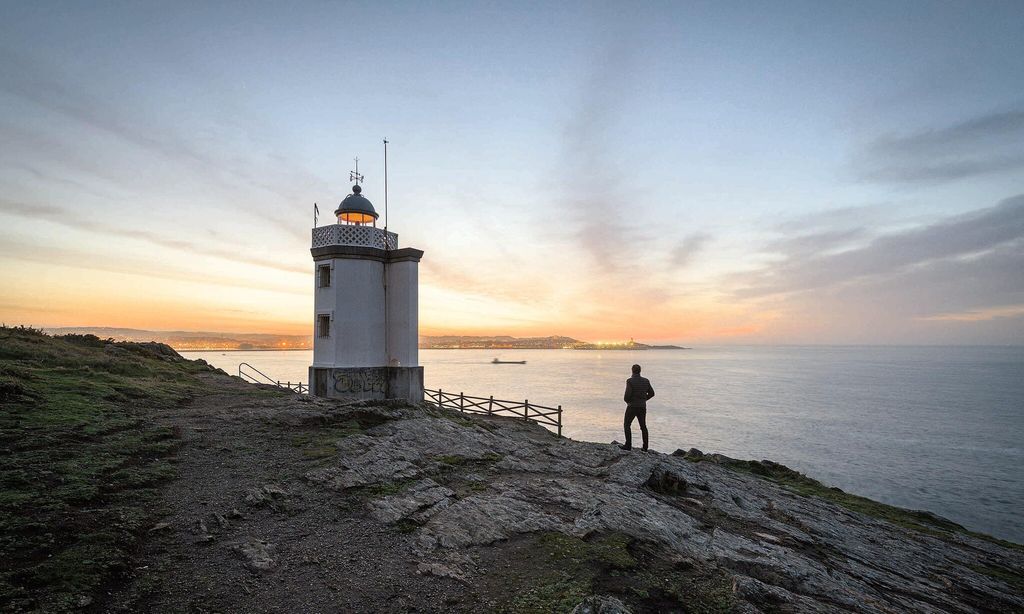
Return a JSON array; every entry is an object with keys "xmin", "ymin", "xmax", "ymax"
[{"xmin": 0, "ymin": 327, "xmax": 209, "ymax": 613}]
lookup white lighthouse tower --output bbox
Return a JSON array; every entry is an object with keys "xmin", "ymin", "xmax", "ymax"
[{"xmin": 308, "ymin": 166, "xmax": 423, "ymax": 401}]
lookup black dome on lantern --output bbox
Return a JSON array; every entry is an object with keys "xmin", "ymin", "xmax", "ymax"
[{"xmin": 334, "ymin": 184, "xmax": 378, "ymax": 222}]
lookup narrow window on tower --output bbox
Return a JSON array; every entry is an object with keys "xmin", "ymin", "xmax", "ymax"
[
  {"xmin": 317, "ymin": 314, "xmax": 330, "ymax": 338},
  {"xmin": 317, "ymin": 264, "xmax": 331, "ymax": 288}
]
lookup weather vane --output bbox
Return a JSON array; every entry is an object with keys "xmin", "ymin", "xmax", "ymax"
[{"xmin": 349, "ymin": 157, "xmax": 364, "ymax": 186}]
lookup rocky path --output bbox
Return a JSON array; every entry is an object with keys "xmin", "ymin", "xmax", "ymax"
[
  {"xmin": 108, "ymin": 375, "xmax": 470, "ymax": 613},
  {"xmin": 109, "ymin": 372, "xmax": 1024, "ymax": 613}
]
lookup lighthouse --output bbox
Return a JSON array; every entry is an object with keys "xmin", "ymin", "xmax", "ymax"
[{"xmin": 308, "ymin": 166, "xmax": 423, "ymax": 401}]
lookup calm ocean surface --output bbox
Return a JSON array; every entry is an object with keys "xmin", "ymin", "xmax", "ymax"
[{"xmin": 181, "ymin": 346, "xmax": 1024, "ymax": 543}]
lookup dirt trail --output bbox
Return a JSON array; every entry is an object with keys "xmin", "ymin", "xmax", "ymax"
[{"xmin": 108, "ymin": 374, "xmax": 469, "ymax": 613}]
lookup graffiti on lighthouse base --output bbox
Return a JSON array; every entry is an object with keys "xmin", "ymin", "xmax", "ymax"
[{"xmin": 332, "ymin": 369, "xmax": 386, "ymax": 395}]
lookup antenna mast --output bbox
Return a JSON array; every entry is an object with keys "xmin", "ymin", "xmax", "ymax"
[
  {"xmin": 349, "ymin": 157, "xmax": 363, "ymax": 185},
  {"xmin": 383, "ymin": 138, "xmax": 389, "ymax": 236}
]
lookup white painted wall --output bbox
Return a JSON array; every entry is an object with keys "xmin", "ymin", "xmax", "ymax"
[
  {"xmin": 313, "ymin": 257, "xmax": 387, "ymax": 367},
  {"xmin": 386, "ymin": 260, "xmax": 419, "ymax": 367},
  {"xmin": 312, "ymin": 261, "xmax": 337, "ymax": 366}
]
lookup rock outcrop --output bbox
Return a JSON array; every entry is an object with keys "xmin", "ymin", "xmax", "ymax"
[
  {"xmin": 108, "ymin": 379, "xmax": 1023, "ymax": 613},
  {"xmin": 291, "ymin": 401, "xmax": 1022, "ymax": 612}
]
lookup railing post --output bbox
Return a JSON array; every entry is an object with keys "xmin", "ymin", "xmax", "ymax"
[
  {"xmin": 558, "ymin": 405, "xmax": 562, "ymax": 438},
  {"xmin": 488, "ymin": 395, "xmax": 493, "ymax": 415},
  {"xmin": 460, "ymin": 392, "xmax": 465, "ymax": 413},
  {"xmin": 438, "ymin": 388, "xmax": 443, "ymax": 409},
  {"xmin": 524, "ymin": 400, "xmax": 529, "ymax": 422}
]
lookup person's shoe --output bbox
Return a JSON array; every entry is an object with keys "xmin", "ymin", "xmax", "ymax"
[{"xmin": 619, "ymin": 444, "xmax": 631, "ymax": 451}]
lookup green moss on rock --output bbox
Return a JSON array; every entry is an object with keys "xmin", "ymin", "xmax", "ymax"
[{"xmin": 494, "ymin": 531, "xmax": 736, "ymax": 614}]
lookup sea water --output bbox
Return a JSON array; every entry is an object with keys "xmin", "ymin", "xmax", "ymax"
[{"xmin": 182, "ymin": 345, "xmax": 1024, "ymax": 543}]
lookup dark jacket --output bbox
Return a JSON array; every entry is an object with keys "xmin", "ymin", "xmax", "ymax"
[{"xmin": 624, "ymin": 375, "xmax": 655, "ymax": 409}]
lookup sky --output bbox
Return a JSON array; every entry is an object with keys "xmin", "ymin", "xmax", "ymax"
[{"xmin": 1, "ymin": 1, "xmax": 1023, "ymax": 345}]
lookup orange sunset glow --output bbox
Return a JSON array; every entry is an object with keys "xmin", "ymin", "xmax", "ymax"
[{"xmin": 1, "ymin": 3, "xmax": 1022, "ymax": 347}]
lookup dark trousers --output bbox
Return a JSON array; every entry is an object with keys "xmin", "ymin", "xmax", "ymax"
[{"xmin": 623, "ymin": 406, "xmax": 648, "ymax": 450}]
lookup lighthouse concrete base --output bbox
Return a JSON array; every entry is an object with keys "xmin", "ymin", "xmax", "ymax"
[{"xmin": 308, "ymin": 366, "xmax": 424, "ymax": 403}]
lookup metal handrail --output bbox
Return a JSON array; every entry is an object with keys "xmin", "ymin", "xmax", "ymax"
[
  {"xmin": 424, "ymin": 388, "xmax": 562, "ymax": 437},
  {"xmin": 238, "ymin": 362, "xmax": 307, "ymax": 394},
  {"xmin": 238, "ymin": 362, "xmax": 277, "ymax": 384}
]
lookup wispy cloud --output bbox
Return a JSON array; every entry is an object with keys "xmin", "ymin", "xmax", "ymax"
[
  {"xmin": 0, "ymin": 201, "xmax": 63, "ymax": 217},
  {"xmin": 722, "ymin": 195, "xmax": 1024, "ymax": 343},
  {"xmin": 855, "ymin": 107, "xmax": 1024, "ymax": 183},
  {"xmin": 0, "ymin": 237, "xmax": 304, "ymax": 295},
  {"xmin": 734, "ymin": 194, "xmax": 1024, "ymax": 298},
  {"xmin": 773, "ymin": 203, "xmax": 894, "ymax": 233},
  {"xmin": 0, "ymin": 200, "xmax": 307, "ymax": 275},
  {"xmin": 763, "ymin": 228, "xmax": 866, "ymax": 259},
  {"xmin": 556, "ymin": 38, "xmax": 649, "ymax": 271},
  {"xmin": 919, "ymin": 305, "xmax": 1024, "ymax": 322},
  {"xmin": 871, "ymin": 109, "xmax": 1024, "ymax": 155},
  {"xmin": 0, "ymin": 46, "xmax": 323, "ymax": 241},
  {"xmin": 670, "ymin": 233, "xmax": 711, "ymax": 267},
  {"xmin": 420, "ymin": 259, "xmax": 553, "ymax": 306},
  {"xmin": 768, "ymin": 239, "xmax": 1024, "ymax": 343},
  {"xmin": 861, "ymin": 154, "xmax": 1024, "ymax": 184}
]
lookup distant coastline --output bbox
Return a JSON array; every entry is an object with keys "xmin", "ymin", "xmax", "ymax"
[
  {"xmin": 46, "ymin": 328, "xmax": 689, "ymax": 352},
  {"xmin": 419, "ymin": 335, "xmax": 688, "ymax": 350},
  {"xmin": 178, "ymin": 348, "xmax": 311, "ymax": 352},
  {"xmin": 569, "ymin": 345, "xmax": 689, "ymax": 351},
  {"xmin": 422, "ymin": 346, "xmax": 690, "ymax": 351},
  {"xmin": 180, "ymin": 347, "xmax": 691, "ymax": 352}
]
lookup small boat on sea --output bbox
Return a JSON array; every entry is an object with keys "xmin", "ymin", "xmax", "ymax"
[{"xmin": 492, "ymin": 358, "xmax": 527, "ymax": 365}]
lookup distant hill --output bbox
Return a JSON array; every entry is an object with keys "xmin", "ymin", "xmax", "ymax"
[{"xmin": 44, "ymin": 327, "xmax": 311, "ymax": 351}]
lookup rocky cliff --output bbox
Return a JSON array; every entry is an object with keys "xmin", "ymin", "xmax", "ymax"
[
  {"xmin": 2, "ymin": 328, "xmax": 1021, "ymax": 613},
  {"xmin": 118, "ymin": 381, "xmax": 1024, "ymax": 613}
]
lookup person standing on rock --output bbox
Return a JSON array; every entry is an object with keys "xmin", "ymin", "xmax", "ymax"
[{"xmin": 621, "ymin": 364, "xmax": 654, "ymax": 451}]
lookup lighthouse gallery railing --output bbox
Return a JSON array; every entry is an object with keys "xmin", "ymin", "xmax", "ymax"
[
  {"xmin": 424, "ymin": 388, "xmax": 562, "ymax": 437},
  {"xmin": 312, "ymin": 225, "xmax": 398, "ymax": 250}
]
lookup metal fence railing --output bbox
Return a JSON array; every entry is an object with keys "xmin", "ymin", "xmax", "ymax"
[
  {"xmin": 424, "ymin": 388, "xmax": 562, "ymax": 437},
  {"xmin": 231, "ymin": 372, "xmax": 559, "ymax": 436}
]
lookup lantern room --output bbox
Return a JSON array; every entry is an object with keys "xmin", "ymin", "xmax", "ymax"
[{"xmin": 334, "ymin": 184, "xmax": 378, "ymax": 226}]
